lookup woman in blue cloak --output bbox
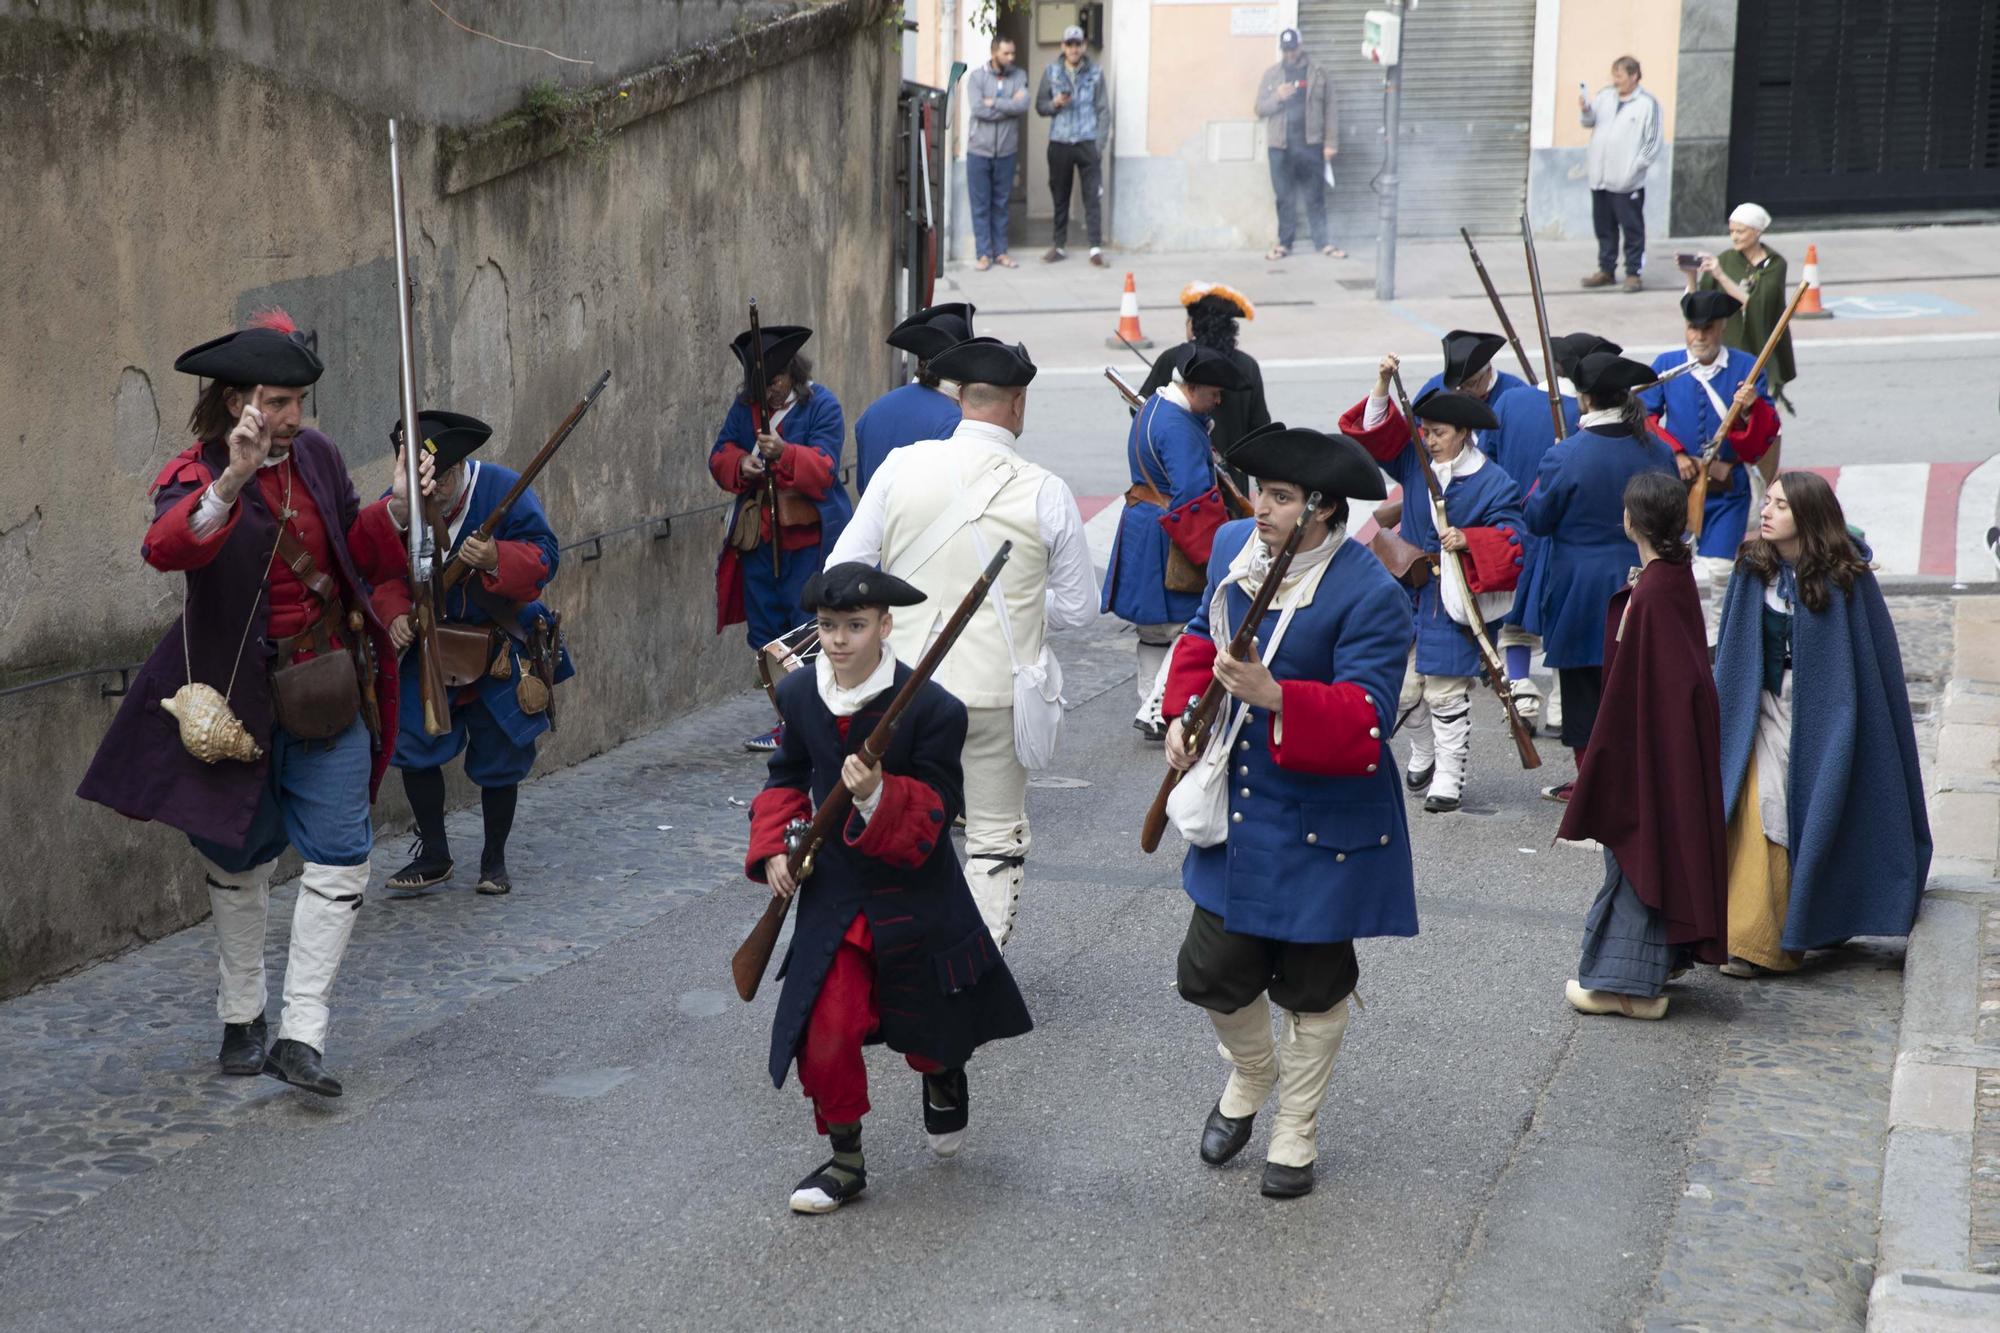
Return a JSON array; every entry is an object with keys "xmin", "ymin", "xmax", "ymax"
[{"xmin": 1711, "ymin": 471, "xmax": 1931, "ymax": 975}]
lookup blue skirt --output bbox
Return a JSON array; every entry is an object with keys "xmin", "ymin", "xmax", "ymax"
[{"xmin": 1576, "ymin": 849, "xmax": 1671, "ymax": 998}]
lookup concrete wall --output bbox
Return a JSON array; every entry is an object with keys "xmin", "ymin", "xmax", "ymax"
[
  {"xmin": 1669, "ymin": 0, "xmax": 1738, "ymax": 236},
  {"xmin": 0, "ymin": 0, "xmax": 900, "ymax": 997}
]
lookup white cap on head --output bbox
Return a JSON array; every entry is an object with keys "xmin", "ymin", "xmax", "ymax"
[
  {"xmin": 1729, "ymin": 202, "xmax": 1773, "ymax": 232},
  {"xmin": 1062, "ymin": 24, "xmax": 1085, "ymax": 43}
]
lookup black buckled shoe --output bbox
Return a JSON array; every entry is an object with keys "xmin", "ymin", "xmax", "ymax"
[
  {"xmin": 1260, "ymin": 1160, "xmax": 1315, "ymax": 1199},
  {"xmin": 475, "ymin": 861, "xmax": 511, "ymax": 896},
  {"xmin": 263, "ymin": 1038, "xmax": 343, "ymax": 1097},
  {"xmin": 1404, "ymin": 764, "xmax": 1435, "ymax": 792},
  {"xmin": 1200, "ymin": 1101, "xmax": 1255, "ymax": 1166},
  {"xmin": 219, "ymin": 1015, "xmax": 268, "ymax": 1076},
  {"xmin": 922, "ymin": 1067, "xmax": 969, "ymax": 1157}
]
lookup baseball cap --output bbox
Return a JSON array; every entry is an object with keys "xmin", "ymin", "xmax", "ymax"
[
  {"xmin": 1279, "ymin": 27, "xmax": 1301, "ymax": 49},
  {"xmin": 1062, "ymin": 24, "xmax": 1085, "ymax": 43}
]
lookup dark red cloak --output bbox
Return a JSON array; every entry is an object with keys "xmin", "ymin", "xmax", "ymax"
[{"xmin": 1557, "ymin": 559, "xmax": 1728, "ymax": 963}]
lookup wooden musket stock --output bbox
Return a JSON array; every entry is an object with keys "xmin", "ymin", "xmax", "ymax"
[{"xmin": 746, "ymin": 299, "xmax": 782, "ymax": 579}]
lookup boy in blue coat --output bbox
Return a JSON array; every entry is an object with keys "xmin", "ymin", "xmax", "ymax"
[
  {"xmin": 1642, "ymin": 289, "xmax": 1779, "ymax": 643},
  {"xmin": 1105, "ymin": 345, "xmax": 1251, "ymax": 740},
  {"xmin": 710, "ymin": 322, "xmax": 855, "ymax": 752},
  {"xmin": 1341, "ymin": 361, "xmax": 1526, "ymax": 812},
  {"xmin": 853, "ymin": 303, "xmax": 971, "ymax": 494},
  {"xmin": 1160, "ymin": 423, "xmax": 1415, "ymax": 1201},
  {"xmin": 747, "ymin": 563, "xmax": 1032, "ymax": 1216},
  {"xmin": 373, "ymin": 411, "xmax": 572, "ymax": 898}
]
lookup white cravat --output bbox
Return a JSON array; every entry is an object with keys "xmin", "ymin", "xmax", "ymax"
[
  {"xmin": 1580, "ymin": 406, "xmax": 1625, "ymax": 429},
  {"xmin": 814, "ymin": 646, "xmax": 899, "ymax": 820}
]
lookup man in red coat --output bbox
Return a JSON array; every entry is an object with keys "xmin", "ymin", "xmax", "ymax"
[{"xmin": 78, "ymin": 313, "xmax": 422, "ymax": 1096}]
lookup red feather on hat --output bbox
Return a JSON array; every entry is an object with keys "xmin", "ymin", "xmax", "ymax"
[{"xmin": 246, "ymin": 307, "xmax": 298, "ymax": 335}]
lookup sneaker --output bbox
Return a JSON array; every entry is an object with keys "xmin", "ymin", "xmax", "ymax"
[
  {"xmin": 1540, "ymin": 781, "xmax": 1575, "ymax": 803},
  {"xmin": 744, "ymin": 724, "xmax": 783, "ymax": 753},
  {"xmin": 1089, "ymin": 248, "xmax": 1106, "ymax": 267},
  {"xmin": 1623, "ymin": 274, "xmax": 1644, "ymax": 292},
  {"xmin": 1042, "ymin": 246, "xmax": 1067, "ymax": 263},
  {"xmin": 1581, "ymin": 271, "xmax": 1615, "ymax": 288}
]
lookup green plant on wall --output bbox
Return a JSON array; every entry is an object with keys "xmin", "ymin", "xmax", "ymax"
[
  {"xmin": 519, "ymin": 78, "xmax": 620, "ymax": 163},
  {"xmin": 967, "ymin": 0, "xmax": 1031, "ymax": 36}
]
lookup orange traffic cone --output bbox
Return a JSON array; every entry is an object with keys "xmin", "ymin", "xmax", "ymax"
[
  {"xmin": 1107, "ymin": 271, "xmax": 1153, "ymax": 350},
  {"xmin": 1794, "ymin": 243, "xmax": 1833, "ymax": 319}
]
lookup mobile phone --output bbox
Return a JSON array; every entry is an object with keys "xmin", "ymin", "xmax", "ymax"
[
  {"xmin": 1675, "ymin": 252, "xmax": 1702, "ymax": 271},
  {"xmin": 1578, "ymin": 81, "xmax": 1588, "ymax": 96}
]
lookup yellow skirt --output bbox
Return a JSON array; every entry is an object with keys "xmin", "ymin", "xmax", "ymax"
[{"xmin": 1725, "ymin": 746, "xmax": 1803, "ymax": 971}]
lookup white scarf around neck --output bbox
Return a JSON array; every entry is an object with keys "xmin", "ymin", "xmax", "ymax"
[
  {"xmin": 815, "ymin": 645, "xmax": 898, "ymax": 718},
  {"xmin": 1580, "ymin": 406, "xmax": 1625, "ymax": 429}
]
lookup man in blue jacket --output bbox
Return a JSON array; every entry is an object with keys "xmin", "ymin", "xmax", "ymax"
[
  {"xmin": 1036, "ymin": 26, "xmax": 1111, "ymax": 266},
  {"xmin": 853, "ymin": 303, "xmax": 971, "ymax": 494}
]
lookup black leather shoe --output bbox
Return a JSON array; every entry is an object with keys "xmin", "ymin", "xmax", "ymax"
[
  {"xmin": 263, "ymin": 1038, "xmax": 343, "ymax": 1097},
  {"xmin": 1423, "ymin": 793, "xmax": 1461, "ymax": 814},
  {"xmin": 1200, "ymin": 1101, "xmax": 1254, "ymax": 1166},
  {"xmin": 387, "ymin": 851, "xmax": 453, "ymax": 894},
  {"xmin": 1260, "ymin": 1160, "xmax": 1314, "ymax": 1199},
  {"xmin": 1404, "ymin": 764, "xmax": 1434, "ymax": 792},
  {"xmin": 219, "ymin": 1016, "xmax": 268, "ymax": 1076}
]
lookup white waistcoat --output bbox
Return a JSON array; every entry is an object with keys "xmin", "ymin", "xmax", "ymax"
[{"xmin": 878, "ymin": 432, "xmax": 1050, "ymax": 709}]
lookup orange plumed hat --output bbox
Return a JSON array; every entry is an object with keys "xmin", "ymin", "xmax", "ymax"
[{"xmin": 1178, "ymin": 282, "xmax": 1255, "ymax": 321}]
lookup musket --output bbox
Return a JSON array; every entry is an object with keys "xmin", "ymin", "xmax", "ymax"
[
  {"xmin": 440, "ymin": 370, "xmax": 610, "ymax": 591},
  {"xmin": 1105, "ymin": 365, "xmax": 1253, "ymax": 519},
  {"xmin": 1139, "ymin": 497, "xmax": 1318, "ymax": 854},
  {"xmin": 746, "ymin": 299, "xmax": 782, "ymax": 580},
  {"xmin": 388, "ymin": 118, "xmax": 451, "ymax": 738},
  {"xmin": 731, "ymin": 542, "xmax": 1014, "ymax": 1002},
  {"xmin": 1460, "ymin": 227, "xmax": 1539, "ymax": 387},
  {"xmin": 1392, "ymin": 370, "xmax": 1541, "ymax": 770},
  {"xmin": 1518, "ymin": 212, "xmax": 1568, "ymax": 444},
  {"xmin": 1686, "ymin": 279, "xmax": 1810, "ymax": 539}
]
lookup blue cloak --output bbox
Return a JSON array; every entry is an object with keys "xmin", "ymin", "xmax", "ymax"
[
  {"xmin": 1103, "ymin": 393, "xmax": 1216, "ymax": 628},
  {"xmin": 1714, "ymin": 560, "xmax": 1931, "ymax": 950}
]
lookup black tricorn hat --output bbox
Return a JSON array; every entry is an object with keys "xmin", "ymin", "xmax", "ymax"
[
  {"xmin": 1224, "ymin": 422, "xmax": 1387, "ymax": 502},
  {"xmin": 1440, "ymin": 329, "xmax": 1507, "ymax": 390},
  {"xmin": 1551, "ymin": 332, "xmax": 1623, "ymax": 381},
  {"xmin": 730, "ymin": 324, "xmax": 813, "ymax": 379},
  {"xmin": 800, "ymin": 562, "xmax": 928, "ymax": 612},
  {"xmin": 1681, "ymin": 290, "xmax": 1742, "ymax": 326},
  {"xmin": 1573, "ymin": 351, "xmax": 1658, "ymax": 397},
  {"xmin": 927, "ymin": 336, "xmax": 1037, "ymax": 388},
  {"xmin": 886, "ymin": 302, "xmax": 976, "ymax": 362},
  {"xmin": 1176, "ymin": 345, "xmax": 1253, "ymax": 392},
  {"xmin": 391, "ymin": 409, "xmax": 493, "ymax": 471},
  {"xmin": 1413, "ymin": 388, "xmax": 1500, "ymax": 432},
  {"xmin": 174, "ymin": 310, "xmax": 323, "ymax": 388}
]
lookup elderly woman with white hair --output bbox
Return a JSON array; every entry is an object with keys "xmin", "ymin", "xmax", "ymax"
[{"xmin": 1686, "ymin": 202, "xmax": 1798, "ymax": 405}]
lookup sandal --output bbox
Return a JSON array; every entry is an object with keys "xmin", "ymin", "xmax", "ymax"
[
  {"xmin": 994, "ymin": 253, "xmax": 1019, "ymax": 269},
  {"xmin": 1265, "ymin": 245, "xmax": 1290, "ymax": 261},
  {"xmin": 789, "ymin": 1158, "xmax": 867, "ymax": 1214},
  {"xmin": 1321, "ymin": 244, "xmax": 1347, "ymax": 258},
  {"xmin": 974, "ymin": 256, "xmax": 991, "ymax": 272}
]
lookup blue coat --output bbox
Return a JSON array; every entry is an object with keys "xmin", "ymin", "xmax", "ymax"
[
  {"xmin": 1487, "ymin": 389, "xmax": 1580, "ymax": 630},
  {"xmin": 1377, "ymin": 443, "xmax": 1524, "ymax": 677},
  {"xmin": 1522, "ymin": 421, "xmax": 1677, "ymax": 668},
  {"xmin": 1714, "ymin": 561, "xmax": 1930, "ymax": 950},
  {"xmin": 388, "ymin": 462, "xmax": 574, "ymax": 752},
  {"xmin": 1642, "ymin": 352, "xmax": 1770, "ymax": 557},
  {"xmin": 854, "ymin": 383, "xmax": 961, "ymax": 495},
  {"xmin": 1104, "ymin": 393, "xmax": 1216, "ymax": 627},
  {"xmin": 1180, "ymin": 522, "xmax": 1418, "ymax": 944}
]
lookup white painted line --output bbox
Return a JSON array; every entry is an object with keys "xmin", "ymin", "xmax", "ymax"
[
  {"xmin": 1956, "ymin": 453, "xmax": 2000, "ymax": 584},
  {"xmin": 1836, "ymin": 464, "xmax": 1928, "ymax": 576}
]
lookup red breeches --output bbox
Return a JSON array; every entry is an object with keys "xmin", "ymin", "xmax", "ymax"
[{"xmin": 796, "ymin": 912, "xmax": 940, "ymax": 1135}]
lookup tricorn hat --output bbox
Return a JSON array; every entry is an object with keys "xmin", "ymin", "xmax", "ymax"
[
  {"xmin": 174, "ymin": 309, "xmax": 323, "ymax": 388},
  {"xmin": 1680, "ymin": 290, "xmax": 1742, "ymax": 326},
  {"xmin": 1572, "ymin": 351, "xmax": 1658, "ymax": 397},
  {"xmin": 1440, "ymin": 329, "xmax": 1507, "ymax": 390},
  {"xmin": 1224, "ymin": 422, "xmax": 1387, "ymax": 502},
  {"xmin": 730, "ymin": 324, "xmax": 813, "ymax": 380},
  {"xmin": 1175, "ymin": 345, "xmax": 1253, "ymax": 392},
  {"xmin": 1413, "ymin": 388, "xmax": 1500, "ymax": 432},
  {"xmin": 927, "ymin": 336, "xmax": 1037, "ymax": 389},
  {"xmin": 391, "ymin": 409, "xmax": 493, "ymax": 472},
  {"xmin": 885, "ymin": 302, "xmax": 976, "ymax": 362},
  {"xmin": 800, "ymin": 562, "xmax": 928, "ymax": 612},
  {"xmin": 1551, "ymin": 332, "xmax": 1623, "ymax": 382}
]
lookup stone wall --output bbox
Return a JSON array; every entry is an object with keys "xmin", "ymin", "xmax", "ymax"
[{"xmin": 0, "ymin": 0, "xmax": 900, "ymax": 996}]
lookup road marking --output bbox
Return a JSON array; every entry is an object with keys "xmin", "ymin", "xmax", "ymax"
[
  {"xmin": 1956, "ymin": 454, "xmax": 2000, "ymax": 584},
  {"xmin": 1834, "ymin": 464, "xmax": 1928, "ymax": 574},
  {"xmin": 1821, "ymin": 293, "xmax": 1974, "ymax": 320}
]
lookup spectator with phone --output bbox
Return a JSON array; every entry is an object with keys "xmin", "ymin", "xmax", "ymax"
[
  {"xmin": 1683, "ymin": 203, "xmax": 1797, "ymax": 409},
  {"xmin": 1578, "ymin": 57, "xmax": 1662, "ymax": 293},
  {"xmin": 1255, "ymin": 28, "xmax": 1342, "ymax": 260},
  {"xmin": 1036, "ymin": 25, "xmax": 1111, "ymax": 267}
]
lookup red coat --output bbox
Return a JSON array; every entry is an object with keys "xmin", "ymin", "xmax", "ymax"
[{"xmin": 1558, "ymin": 559, "xmax": 1728, "ymax": 962}]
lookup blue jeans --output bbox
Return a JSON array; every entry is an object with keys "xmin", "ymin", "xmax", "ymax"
[
  {"xmin": 188, "ymin": 716, "xmax": 375, "ymax": 872},
  {"xmin": 967, "ymin": 152, "xmax": 1015, "ymax": 259}
]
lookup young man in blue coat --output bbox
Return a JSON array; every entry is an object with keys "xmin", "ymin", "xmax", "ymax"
[
  {"xmin": 1523, "ymin": 352, "xmax": 1678, "ymax": 796},
  {"xmin": 853, "ymin": 302, "xmax": 971, "ymax": 494},
  {"xmin": 1159, "ymin": 423, "xmax": 1415, "ymax": 1200},
  {"xmin": 1484, "ymin": 332, "xmax": 1618, "ymax": 733},
  {"xmin": 1642, "ymin": 289, "xmax": 1779, "ymax": 644},
  {"xmin": 710, "ymin": 322, "xmax": 855, "ymax": 752},
  {"xmin": 1341, "ymin": 361, "xmax": 1525, "ymax": 813},
  {"xmin": 1413, "ymin": 329, "xmax": 1526, "ymax": 452},
  {"xmin": 372, "ymin": 411, "xmax": 571, "ymax": 898},
  {"xmin": 746, "ymin": 563, "xmax": 1032, "ymax": 1216},
  {"xmin": 1105, "ymin": 345, "xmax": 1251, "ymax": 740}
]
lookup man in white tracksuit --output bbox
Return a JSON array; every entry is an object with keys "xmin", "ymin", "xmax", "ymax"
[
  {"xmin": 830, "ymin": 337, "xmax": 1098, "ymax": 948},
  {"xmin": 1579, "ymin": 55, "xmax": 1663, "ymax": 293}
]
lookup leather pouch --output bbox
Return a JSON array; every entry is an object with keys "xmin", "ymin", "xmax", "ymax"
[
  {"xmin": 435, "ymin": 624, "xmax": 498, "ymax": 689},
  {"xmin": 269, "ymin": 651, "xmax": 361, "ymax": 740}
]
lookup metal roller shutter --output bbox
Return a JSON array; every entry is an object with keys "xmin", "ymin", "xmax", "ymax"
[
  {"xmin": 1296, "ymin": 0, "xmax": 1536, "ymax": 239},
  {"xmin": 1730, "ymin": 0, "xmax": 2000, "ymax": 215}
]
